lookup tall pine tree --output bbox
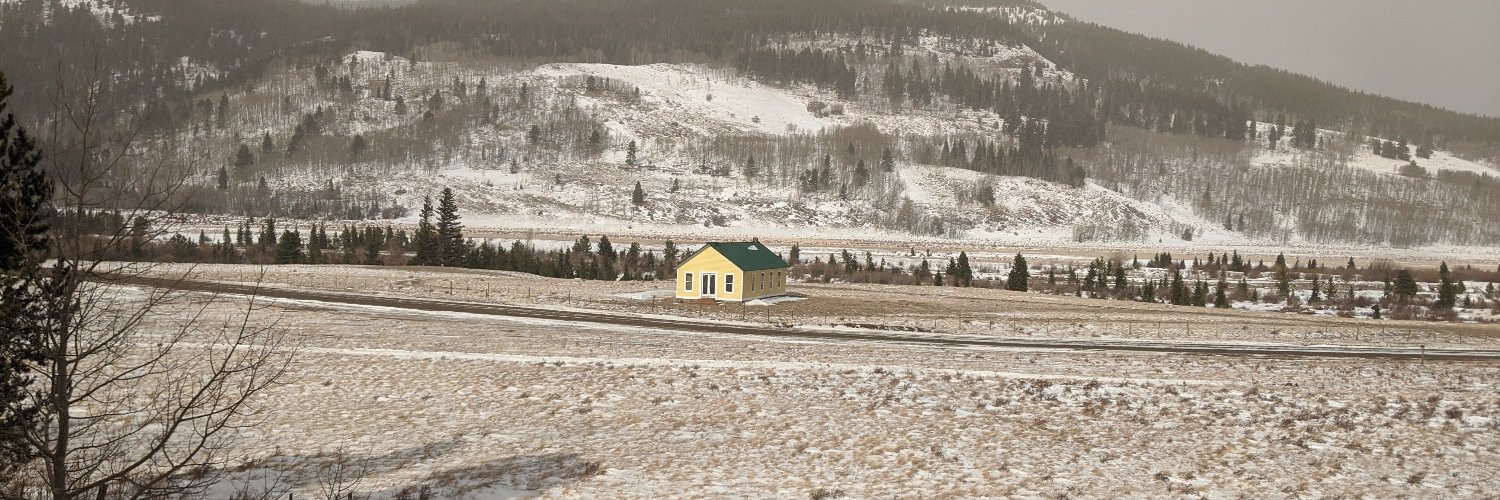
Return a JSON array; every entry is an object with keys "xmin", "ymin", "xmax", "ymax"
[
  {"xmin": 412, "ymin": 196, "xmax": 437, "ymax": 266},
  {"xmin": 1005, "ymin": 253, "xmax": 1029, "ymax": 291},
  {"xmin": 435, "ymin": 188, "xmax": 464, "ymax": 266},
  {"xmin": 955, "ymin": 251, "xmax": 973, "ymax": 287},
  {"xmin": 0, "ymin": 72, "xmax": 49, "ymax": 476},
  {"xmin": 1435, "ymin": 262, "xmax": 1457, "ymax": 309}
]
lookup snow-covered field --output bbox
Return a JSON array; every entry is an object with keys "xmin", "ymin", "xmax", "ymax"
[{"xmin": 114, "ymin": 275, "xmax": 1500, "ymax": 498}]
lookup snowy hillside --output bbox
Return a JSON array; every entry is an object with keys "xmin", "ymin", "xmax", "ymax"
[
  {"xmin": 223, "ymin": 53, "xmax": 1246, "ymax": 246},
  {"xmin": 534, "ymin": 63, "xmax": 835, "ymax": 136},
  {"xmin": 1248, "ymin": 123, "xmax": 1500, "ymax": 178},
  {"xmin": 167, "ymin": 21, "xmax": 1500, "ymax": 252},
  {"xmin": 0, "ymin": 0, "xmax": 157, "ymax": 23}
]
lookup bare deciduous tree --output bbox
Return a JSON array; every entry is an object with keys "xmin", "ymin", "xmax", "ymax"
[{"xmin": 8, "ymin": 58, "xmax": 295, "ymax": 500}]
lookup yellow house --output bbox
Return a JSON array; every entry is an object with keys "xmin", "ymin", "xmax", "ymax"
[{"xmin": 675, "ymin": 242, "xmax": 791, "ymax": 302}]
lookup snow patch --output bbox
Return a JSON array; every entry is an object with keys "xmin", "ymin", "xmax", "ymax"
[
  {"xmin": 743, "ymin": 296, "xmax": 807, "ymax": 307},
  {"xmin": 532, "ymin": 63, "xmax": 833, "ymax": 136}
]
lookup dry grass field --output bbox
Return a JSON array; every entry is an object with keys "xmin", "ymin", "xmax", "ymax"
[
  {"xmin": 164, "ymin": 264, "xmax": 1500, "ymax": 348},
  {"xmin": 108, "ymin": 265, "xmax": 1500, "ymax": 498}
]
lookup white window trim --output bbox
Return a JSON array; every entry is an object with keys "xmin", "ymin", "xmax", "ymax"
[
  {"xmin": 684, "ymin": 272, "xmax": 694, "ymax": 291},
  {"xmin": 725, "ymin": 274, "xmax": 735, "ymax": 293}
]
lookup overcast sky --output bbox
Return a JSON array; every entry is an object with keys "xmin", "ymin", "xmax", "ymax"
[{"xmin": 1040, "ymin": 0, "xmax": 1500, "ymax": 118}]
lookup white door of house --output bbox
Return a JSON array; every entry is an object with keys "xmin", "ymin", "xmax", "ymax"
[{"xmin": 701, "ymin": 273, "xmax": 718, "ymax": 298}]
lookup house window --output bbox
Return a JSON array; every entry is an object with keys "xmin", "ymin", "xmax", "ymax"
[
  {"xmin": 725, "ymin": 274, "xmax": 735, "ymax": 293},
  {"xmin": 684, "ymin": 273, "xmax": 694, "ymax": 291}
]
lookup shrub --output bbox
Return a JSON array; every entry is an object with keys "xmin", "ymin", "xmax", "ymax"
[{"xmin": 811, "ymin": 488, "xmax": 846, "ymax": 499}]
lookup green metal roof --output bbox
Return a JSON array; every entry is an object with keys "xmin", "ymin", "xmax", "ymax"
[{"xmin": 687, "ymin": 242, "xmax": 790, "ymax": 271}]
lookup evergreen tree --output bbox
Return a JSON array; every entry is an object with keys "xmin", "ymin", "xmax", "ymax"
[
  {"xmin": 622, "ymin": 243, "xmax": 642, "ymax": 280},
  {"xmin": 1004, "ymin": 253, "xmax": 1029, "ymax": 291},
  {"xmin": 1170, "ymin": 269, "xmax": 1187, "ymax": 305},
  {"xmin": 220, "ymin": 227, "xmax": 234, "ymax": 261},
  {"xmin": 631, "ymin": 181, "xmax": 645, "ymax": 205},
  {"xmin": 364, "ymin": 232, "xmax": 385, "ymax": 265},
  {"xmin": 788, "ymin": 244, "xmax": 801, "ymax": 265},
  {"xmin": 261, "ymin": 131, "xmax": 274, "ymax": 153},
  {"xmin": 435, "ymin": 188, "xmax": 464, "ymax": 266},
  {"xmin": 661, "ymin": 240, "xmax": 679, "ymax": 279},
  {"xmin": 955, "ymin": 251, "xmax": 973, "ymax": 287},
  {"xmin": 273, "ymin": 229, "xmax": 303, "ymax": 264},
  {"xmin": 626, "ymin": 140, "xmax": 637, "ymax": 167},
  {"xmin": 286, "ymin": 124, "xmax": 306, "ymax": 154},
  {"xmin": 217, "ymin": 94, "xmax": 230, "ymax": 129},
  {"xmin": 412, "ymin": 196, "xmax": 436, "ymax": 265},
  {"xmin": 1, "ymin": 71, "xmax": 50, "ymax": 474},
  {"xmin": 1392, "ymin": 269, "xmax": 1419, "ymax": 302},
  {"xmin": 259, "ymin": 218, "xmax": 277, "ymax": 248},
  {"xmin": 306, "ymin": 223, "xmax": 324, "ymax": 264},
  {"xmin": 234, "ymin": 144, "xmax": 255, "ymax": 173},
  {"xmin": 1274, "ymin": 253, "xmax": 1291, "ymax": 296},
  {"xmin": 1435, "ymin": 262, "xmax": 1457, "ymax": 309},
  {"xmin": 1214, "ymin": 275, "xmax": 1230, "ymax": 308},
  {"xmin": 879, "ymin": 147, "xmax": 895, "ymax": 172},
  {"xmin": 350, "ymin": 134, "xmax": 368, "ymax": 157},
  {"xmin": 216, "ymin": 166, "xmax": 229, "ymax": 190},
  {"xmin": 1309, "ymin": 275, "xmax": 1322, "ymax": 303}
]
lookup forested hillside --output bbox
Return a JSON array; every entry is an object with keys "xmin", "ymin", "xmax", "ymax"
[{"xmin": 1, "ymin": 0, "xmax": 1496, "ymax": 248}]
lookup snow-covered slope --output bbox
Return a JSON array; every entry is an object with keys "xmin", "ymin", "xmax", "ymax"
[
  {"xmin": 535, "ymin": 63, "xmax": 835, "ymax": 136},
  {"xmin": 0, "ymin": 0, "xmax": 157, "ymax": 24},
  {"xmin": 1249, "ymin": 124, "xmax": 1499, "ymax": 178},
  {"xmin": 183, "ymin": 42, "xmax": 1499, "ymax": 251}
]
